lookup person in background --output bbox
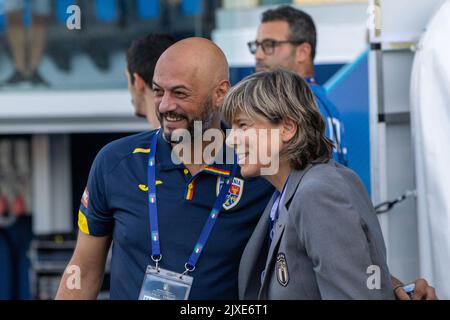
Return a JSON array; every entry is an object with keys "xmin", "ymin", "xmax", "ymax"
[
  {"xmin": 1, "ymin": 0, "xmax": 51, "ymax": 86},
  {"xmin": 125, "ymin": 33, "xmax": 176, "ymax": 129},
  {"xmin": 248, "ymin": 5, "xmax": 347, "ymax": 165}
]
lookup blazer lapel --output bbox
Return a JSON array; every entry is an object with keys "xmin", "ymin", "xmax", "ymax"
[
  {"xmin": 282, "ymin": 165, "xmax": 312, "ymax": 209},
  {"xmin": 258, "ymin": 166, "xmax": 313, "ymax": 299},
  {"xmin": 239, "ymin": 194, "xmax": 274, "ymax": 299},
  {"xmin": 258, "ymin": 204, "xmax": 287, "ymax": 299}
]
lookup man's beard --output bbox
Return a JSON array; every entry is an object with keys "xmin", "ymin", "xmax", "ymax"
[
  {"xmin": 255, "ymin": 62, "xmax": 271, "ymax": 73},
  {"xmin": 158, "ymin": 95, "xmax": 219, "ymax": 144}
]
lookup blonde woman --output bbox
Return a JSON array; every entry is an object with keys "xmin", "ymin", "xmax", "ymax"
[{"xmin": 222, "ymin": 69, "xmax": 394, "ymax": 300}]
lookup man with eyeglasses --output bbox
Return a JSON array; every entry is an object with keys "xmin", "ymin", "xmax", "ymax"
[
  {"xmin": 248, "ymin": 5, "xmax": 348, "ymax": 166},
  {"xmin": 246, "ymin": 5, "xmax": 437, "ymax": 300}
]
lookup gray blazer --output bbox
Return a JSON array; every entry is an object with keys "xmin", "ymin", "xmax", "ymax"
[{"xmin": 239, "ymin": 160, "xmax": 394, "ymax": 300}]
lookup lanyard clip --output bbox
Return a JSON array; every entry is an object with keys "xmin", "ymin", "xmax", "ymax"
[
  {"xmin": 182, "ymin": 263, "xmax": 196, "ymax": 277},
  {"xmin": 151, "ymin": 255, "xmax": 162, "ymax": 272}
]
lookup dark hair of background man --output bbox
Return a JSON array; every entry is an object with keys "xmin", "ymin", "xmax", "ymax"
[
  {"xmin": 126, "ymin": 33, "xmax": 176, "ymax": 86},
  {"xmin": 262, "ymin": 6, "xmax": 317, "ymax": 61}
]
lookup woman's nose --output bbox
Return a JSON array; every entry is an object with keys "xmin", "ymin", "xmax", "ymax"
[{"xmin": 225, "ymin": 129, "xmax": 236, "ymax": 148}]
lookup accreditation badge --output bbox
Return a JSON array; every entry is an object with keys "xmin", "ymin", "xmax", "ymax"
[{"xmin": 138, "ymin": 265, "xmax": 193, "ymax": 300}]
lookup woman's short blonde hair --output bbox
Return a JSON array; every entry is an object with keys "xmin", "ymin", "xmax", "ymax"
[{"xmin": 222, "ymin": 69, "xmax": 333, "ymax": 170}]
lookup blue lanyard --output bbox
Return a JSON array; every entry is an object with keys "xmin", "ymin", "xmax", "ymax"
[{"xmin": 147, "ymin": 130, "xmax": 237, "ymax": 273}]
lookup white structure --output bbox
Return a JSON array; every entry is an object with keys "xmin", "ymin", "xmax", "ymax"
[
  {"xmin": 369, "ymin": 0, "xmax": 447, "ymax": 287},
  {"xmin": 410, "ymin": 0, "xmax": 450, "ymax": 299}
]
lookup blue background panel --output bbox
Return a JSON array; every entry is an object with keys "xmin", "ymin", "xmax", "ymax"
[
  {"xmin": 325, "ymin": 50, "xmax": 371, "ymax": 194},
  {"xmin": 0, "ymin": 7, "xmax": 5, "ymax": 32},
  {"xmin": 94, "ymin": 0, "xmax": 118, "ymax": 22},
  {"xmin": 137, "ymin": 0, "xmax": 160, "ymax": 20},
  {"xmin": 181, "ymin": 0, "xmax": 203, "ymax": 16}
]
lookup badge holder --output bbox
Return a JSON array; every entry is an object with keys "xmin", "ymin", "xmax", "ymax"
[{"xmin": 139, "ymin": 256, "xmax": 194, "ymax": 300}]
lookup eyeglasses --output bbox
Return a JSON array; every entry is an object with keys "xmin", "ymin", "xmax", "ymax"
[{"xmin": 247, "ymin": 39, "xmax": 304, "ymax": 55}]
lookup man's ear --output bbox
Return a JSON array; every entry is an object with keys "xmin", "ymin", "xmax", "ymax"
[
  {"xmin": 295, "ymin": 42, "xmax": 312, "ymax": 64},
  {"xmin": 133, "ymin": 73, "xmax": 147, "ymax": 93},
  {"xmin": 214, "ymin": 80, "xmax": 231, "ymax": 106},
  {"xmin": 281, "ymin": 119, "xmax": 297, "ymax": 143}
]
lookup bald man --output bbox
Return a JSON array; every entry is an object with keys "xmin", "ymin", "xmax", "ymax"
[{"xmin": 55, "ymin": 38, "xmax": 274, "ymax": 300}]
